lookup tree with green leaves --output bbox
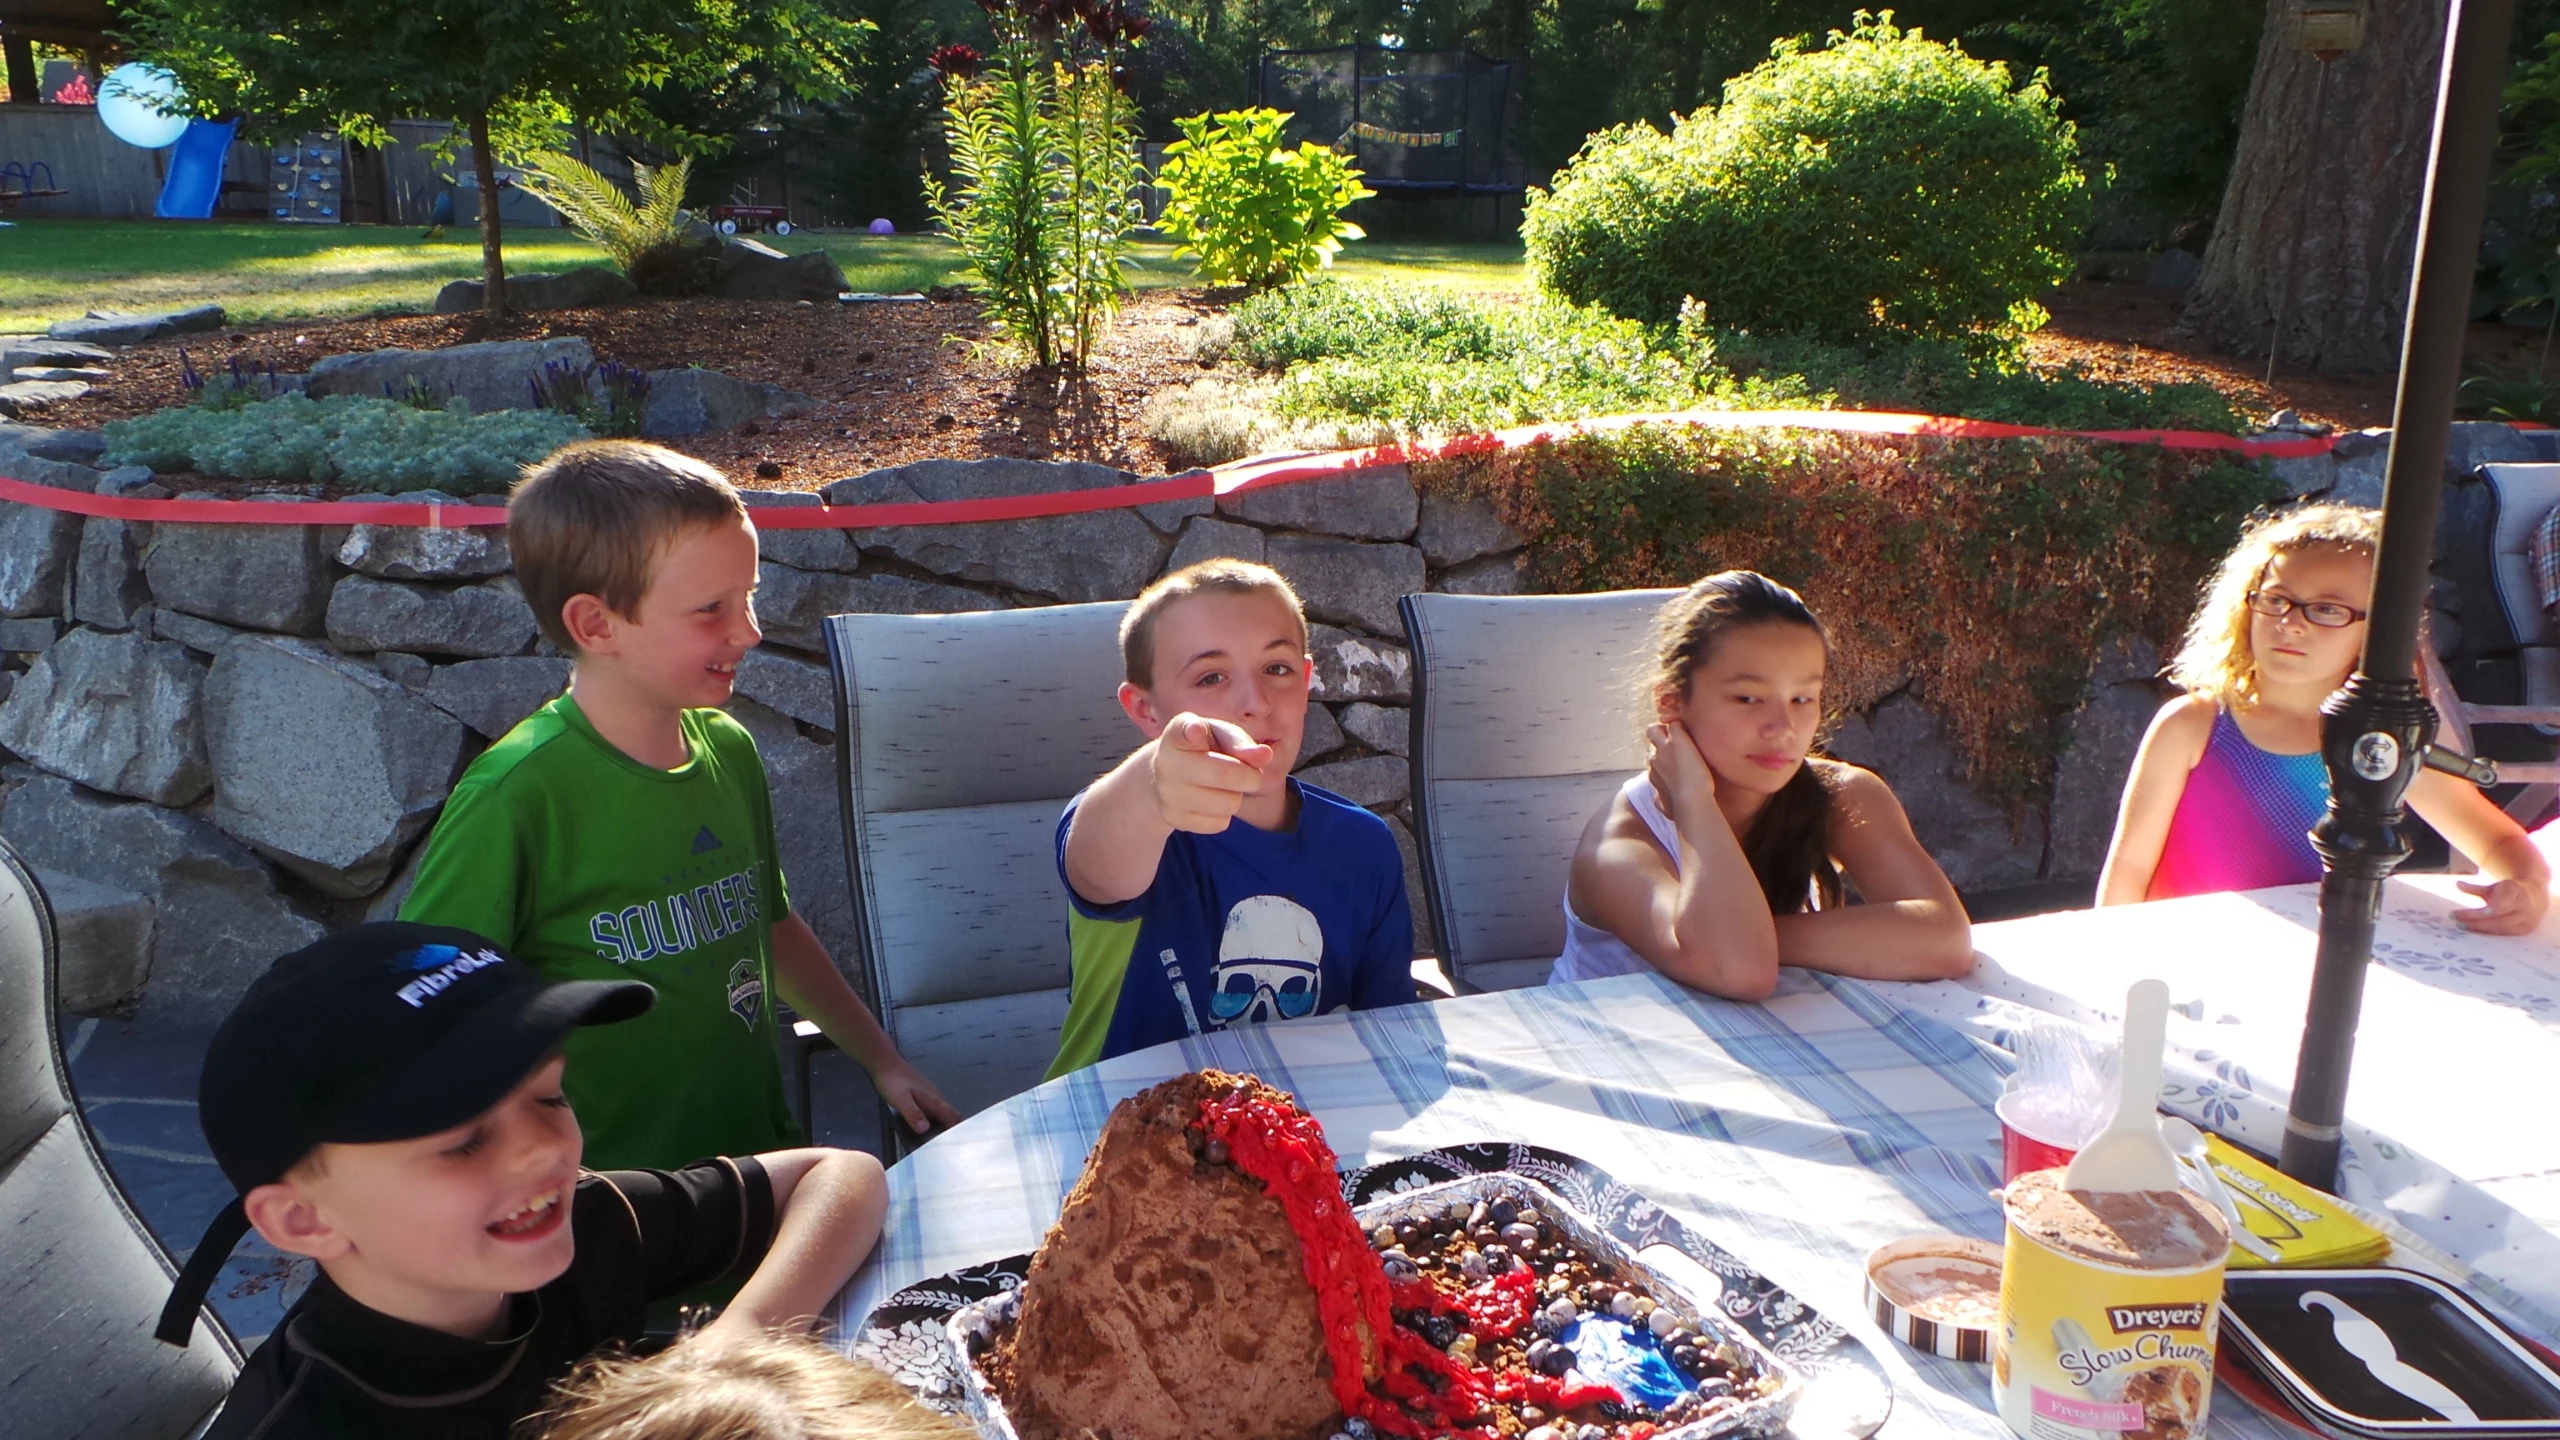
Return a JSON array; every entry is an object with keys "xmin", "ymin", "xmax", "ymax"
[{"xmin": 119, "ymin": 0, "xmax": 869, "ymax": 318}]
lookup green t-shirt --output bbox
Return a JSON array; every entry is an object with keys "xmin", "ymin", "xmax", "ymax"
[{"xmin": 400, "ymin": 695, "xmax": 804, "ymax": 1171}]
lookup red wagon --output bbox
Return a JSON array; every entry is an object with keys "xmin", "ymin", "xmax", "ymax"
[{"xmin": 710, "ymin": 204, "xmax": 792, "ymax": 236}]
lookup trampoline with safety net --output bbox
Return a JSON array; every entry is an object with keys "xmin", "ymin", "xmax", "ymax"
[{"xmin": 1257, "ymin": 44, "xmax": 1525, "ymax": 231}]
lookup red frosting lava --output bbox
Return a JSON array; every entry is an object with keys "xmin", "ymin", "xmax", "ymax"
[{"xmin": 1194, "ymin": 1091, "xmax": 1632, "ymax": 1440}]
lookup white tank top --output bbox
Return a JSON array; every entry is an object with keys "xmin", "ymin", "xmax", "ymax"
[{"xmin": 1549, "ymin": 775, "xmax": 1683, "ymax": 985}]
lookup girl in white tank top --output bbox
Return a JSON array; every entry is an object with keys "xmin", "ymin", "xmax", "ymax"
[
  {"xmin": 1553, "ymin": 775, "xmax": 1681, "ymax": 983},
  {"xmin": 1550, "ymin": 574, "xmax": 1972, "ymax": 997}
]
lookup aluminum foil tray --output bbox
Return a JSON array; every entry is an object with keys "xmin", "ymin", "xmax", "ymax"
[{"xmin": 943, "ymin": 1171, "xmax": 1804, "ymax": 1440}]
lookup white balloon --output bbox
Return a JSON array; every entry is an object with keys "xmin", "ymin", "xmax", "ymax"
[{"xmin": 99, "ymin": 65, "xmax": 190, "ymax": 150}]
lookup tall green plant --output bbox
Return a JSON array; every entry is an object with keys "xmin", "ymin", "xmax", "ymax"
[
  {"xmin": 516, "ymin": 152, "xmax": 695, "ymax": 284},
  {"xmin": 1156, "ymin": 108, "xmax": 1372, "ymax": 288},
  {"xmin": 928, "ymin": 0, "xmax": 1148, "ymax": 370}
]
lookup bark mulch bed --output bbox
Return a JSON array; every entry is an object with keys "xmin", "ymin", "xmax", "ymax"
[
  {"xmin": 41, "ymin": 289, "xmax": 1227, "ymax": 491},
  {"xmin": 36, "ymin": 278, "xmax": 2545, "ymax": 498},
  {"xmin": 2028, "ymin": 280, "xmax": 2547, "ymax": 434}
]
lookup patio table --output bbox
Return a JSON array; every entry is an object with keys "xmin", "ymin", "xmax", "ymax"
[
  {"xmin": 825, "ymin": 969, "xmax": 2328, "ymax": 1440},
  {"xmin": 1891, "ymin": 874, "xmax": 2560, "ymax": 1340}
]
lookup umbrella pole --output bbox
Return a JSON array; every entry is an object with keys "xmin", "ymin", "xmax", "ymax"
[{"xmin": 2283, "ymin": 0, "xmax": 2515, "ymax": 1190}]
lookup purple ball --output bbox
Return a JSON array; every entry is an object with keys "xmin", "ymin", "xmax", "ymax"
[{"xmin": 868, "ymin": 217, "xmax": 896, "ymax": 235}]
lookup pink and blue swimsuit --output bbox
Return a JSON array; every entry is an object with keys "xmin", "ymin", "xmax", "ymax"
[{"xmin": 2148, "ymin": 707, "xmax": 2330, "ymax": 900}]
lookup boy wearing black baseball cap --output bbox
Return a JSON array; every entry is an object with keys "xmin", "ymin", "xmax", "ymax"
[{"xmin": 160, "ymin": 922, "xmax": 889, "ymax": 1440}]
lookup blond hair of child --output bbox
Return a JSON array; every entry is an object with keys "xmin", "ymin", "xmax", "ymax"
[
  {"xmin": 2100, "ymin": 503, "xmax": 2549, "ymax": 929},
  {"xmin": 537, "ymin": 1333, "xmax": 976, "ymax": 1440}
]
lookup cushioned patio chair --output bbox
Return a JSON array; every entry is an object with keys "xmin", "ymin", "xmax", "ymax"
[
  {"xmin": 0, "ymin": 837, "xmax": 242, "ymax": 1438},
  {"xmin": 1400, "ymin": 589, "xmax": 1678, "ymax": 992},
  {"xmin": 2443, "ymin": 462, "xmax": 2560, "ymax": 804},
  {"xmin": 821, "ymin": 604, "xmax": 1137, "ymax": 1157}
]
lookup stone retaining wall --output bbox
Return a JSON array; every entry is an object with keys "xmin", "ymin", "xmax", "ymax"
[{"xmin": 14, "ymin": 424, "xmax": 2532, "ymax": 1020}]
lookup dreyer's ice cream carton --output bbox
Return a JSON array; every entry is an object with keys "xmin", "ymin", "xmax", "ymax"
[{"xmin": 1992, "ymin": 1167, "xmax": 2231, "ymax": 1440}]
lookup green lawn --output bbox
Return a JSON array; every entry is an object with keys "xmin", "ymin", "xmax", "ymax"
[{"xmin": 0, "ymin": 219, "xmax": 1527, "ymax": 327}]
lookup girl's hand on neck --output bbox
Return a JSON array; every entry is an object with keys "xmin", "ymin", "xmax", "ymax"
[{"xmin": 1645, "ymin": 721, "xmax": 1719, "ymax": 823}]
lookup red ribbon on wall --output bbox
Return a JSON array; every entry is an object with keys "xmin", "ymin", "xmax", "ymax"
[{"xmin": 0, "ymin": 407, "xmax": 2338, "ymax": 530}]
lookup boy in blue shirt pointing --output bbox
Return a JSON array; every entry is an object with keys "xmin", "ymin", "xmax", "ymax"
[{"xmin": 1048, "ymin": 559, "xmax": 1418, "ymax": 1076}]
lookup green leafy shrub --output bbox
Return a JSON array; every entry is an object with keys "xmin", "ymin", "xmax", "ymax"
[
  {"xmin": 2460, "ymin": 367, "xmax": 2560, "ymax": 425},
  {"xmin": 517, "ymin": 152, "xmax": 706, "ymax": 295},
  {"xmin": 1156, "ymin": 108, "xmax": 1373, "ymax": 288},
  {"xmin": 1222, "ymin": 283, "xmax": 1735, "ymax": 437},
  {"xmin": 100, "ymin": 395, "xmax": 589, "ymax": 495},
  {"xmin": 1195, "ymin": 281, "xmax": 2239, "ymax": 452},
  {"xmin": 929, "ymin": 1, "xmax": 1148, "ymax": 369},
  {"xmin": 1523, "ymin": 13, "xmax": 2088, "ymax": 350},
  {"xmin": 1705, "ymin": 325, "xmax": 2245, "ymax": 434},
  {"xmin": 1416, "ymin": 424, "xmax": 2281, "ymax": 809},
  {"xmin": 1228, "ymin": 282, "xmax": 1506, "ymax": 368}
]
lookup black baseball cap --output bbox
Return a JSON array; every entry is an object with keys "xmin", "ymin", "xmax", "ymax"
[{"xmin": 155, "ymin": 922, "xmax": 654, "ymax": 1346}]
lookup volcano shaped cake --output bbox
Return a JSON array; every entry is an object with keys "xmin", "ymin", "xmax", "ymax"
[
  {"xmin": 989, "ymin": 1071, "xmax": 1374, "ymax": 1440},
  {"xmin": 978, "ymin": 1070, "xmax": 1789, "ymax": 1440}
]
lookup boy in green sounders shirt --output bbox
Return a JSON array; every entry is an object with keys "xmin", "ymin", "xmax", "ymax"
[{"xmin": 401, "ymin": 442, "xmax": 957, "ymax": 1170}]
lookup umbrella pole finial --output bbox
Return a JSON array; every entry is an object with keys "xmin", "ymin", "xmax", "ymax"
[{"xmin": 2284, "ymin": 0, "xmax": 2515, "ymax": 1191}]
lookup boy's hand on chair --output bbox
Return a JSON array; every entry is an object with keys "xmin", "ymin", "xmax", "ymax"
[
  {"xmin": 874, "ymin": 1059, "xmax": 962, "ymax": 1135},
  {"xmin": 1645, "ymin": 722, "xmax": 1716, "ymax": 819},
  {"xmin": 1150, "ymin": 714, "xmax": 1273, "ymax": 833},
  {"xmin": 2453, "ymin": 877, "xmax": 2547, "ymax": 935}
]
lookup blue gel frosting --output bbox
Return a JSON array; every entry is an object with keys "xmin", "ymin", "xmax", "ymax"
[{"xmin": 1560, "ymin": 1316, "xmax": 1690, "ymax": 1409}]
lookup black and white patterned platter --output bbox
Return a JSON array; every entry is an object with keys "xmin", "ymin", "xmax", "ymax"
[{"xmin": 853, "ymin": 1142, "xmax": 1893, "ymax": 1440}]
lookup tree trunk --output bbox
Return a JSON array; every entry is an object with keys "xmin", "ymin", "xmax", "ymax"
[
  {"xmin": 2184, "ymin": 0, "xmax": 2451, "ymax": 374},
  {"xmin": 4, "ymin": 37, "xmax": 39, "ymax": 105},
  {"xmin": 469, "ymin": 110, "xmax": 508, "ymax": 322}
]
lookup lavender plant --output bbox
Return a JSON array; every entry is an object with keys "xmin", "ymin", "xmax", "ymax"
[
  {"xmin": 180, "ymin": 351, "xmax": 293, "ymax": 412},
  {"xmin": 528, "ymin": 358, "xmax": 652, "ymax": 437}
]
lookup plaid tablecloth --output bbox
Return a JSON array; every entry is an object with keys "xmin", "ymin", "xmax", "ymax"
[
  {"xmin": 826, "ymin": 968, "xmax": 2319, "ymax": 1440},
  {"xmin": 1893, "ymin": 874, "xmax": 2560, "ymax": 1342}
]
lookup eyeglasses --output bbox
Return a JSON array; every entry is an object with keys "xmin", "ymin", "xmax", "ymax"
[{"xmin": 2246, "ymin": 590, "xmax": 2367, "ymax": 628}]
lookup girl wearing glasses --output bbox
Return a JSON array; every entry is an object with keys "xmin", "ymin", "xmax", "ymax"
[{"xmin": 2100, "ymin": 504, "xmax": 2548, "ymax": 931}]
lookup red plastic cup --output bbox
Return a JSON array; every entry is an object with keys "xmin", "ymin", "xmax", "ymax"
[{"xmin": 1996, "ymin": 1090, "xmax": 2081, "ymax": 1183}]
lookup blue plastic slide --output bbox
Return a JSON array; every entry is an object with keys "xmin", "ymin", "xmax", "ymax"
[{"xmin": 154, "ymin": 118, "xmax": 237, "ymax": 219}]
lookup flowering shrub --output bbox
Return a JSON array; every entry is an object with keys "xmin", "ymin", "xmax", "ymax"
[
  {"xmin": 929, "ymin": 0, "xmax": 1149, "ymax": 369},
  {"xmin": 178, "ymin": 351, "xmax": 294, "ymax": 412},
  {"xmin": 101, "ymin": 395, "xmax": 588, "ymax": 494}
]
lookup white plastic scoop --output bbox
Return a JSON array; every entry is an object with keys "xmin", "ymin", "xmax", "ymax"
[{"xmin": 2062, "ymin": 979, "xmax": 2180, "ymax": 1193}]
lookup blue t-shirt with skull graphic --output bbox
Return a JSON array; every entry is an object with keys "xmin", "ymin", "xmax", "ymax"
[{"xmin": 1047, "ymin": 778, "xmax": 1417, "ymax": 1077}]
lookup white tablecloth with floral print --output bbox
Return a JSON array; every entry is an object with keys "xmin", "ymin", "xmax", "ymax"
[{"xmin": 1888, "ymin": 874, "xmax": 2560, "ymax": 1341}]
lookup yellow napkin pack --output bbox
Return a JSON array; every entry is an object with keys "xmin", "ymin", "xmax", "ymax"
[{"xmin": 2203, "ymin": 1132, "xmax": 2392, "ymax": 1269}]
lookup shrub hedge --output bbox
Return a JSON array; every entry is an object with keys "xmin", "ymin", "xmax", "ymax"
[{"xmin": 1523, "ymin": 15, "xmax": 2087, "ymax": 350}]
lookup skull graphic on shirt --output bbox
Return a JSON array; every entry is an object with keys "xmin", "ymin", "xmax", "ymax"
[{"xmin": 1208, "ymin": 894, "xmax": 1323, "ymax": 1028}]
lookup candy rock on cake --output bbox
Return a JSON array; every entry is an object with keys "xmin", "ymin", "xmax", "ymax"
[{"xmin": 989, "ymin": 1071, "xmax": 1377, "ymax": 1440}]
